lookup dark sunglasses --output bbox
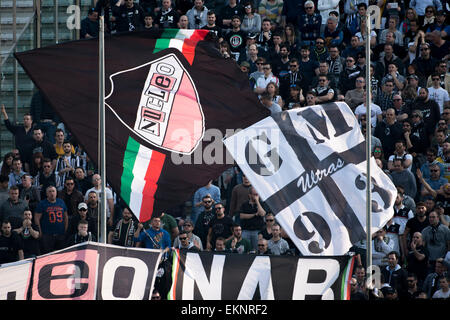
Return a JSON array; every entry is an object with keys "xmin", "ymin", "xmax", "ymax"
[{"xmin": 179, "ymin": 237, "xmax": 188, "ymax": 240}]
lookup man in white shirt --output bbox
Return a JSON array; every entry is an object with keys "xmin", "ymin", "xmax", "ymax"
[
  {"xmin": 428, "ymin": 73, "xmax": 450, "ymax": 114},
  {"xmin": 354, "ymin": 91, "xmax": 382, "ymax": 128},
  {"xmin": 254, "ymin": 62, "xmax": 279, "ymax": 94}
]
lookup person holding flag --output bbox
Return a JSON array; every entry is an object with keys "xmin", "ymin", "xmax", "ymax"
[{"xmin": 134, "ymin": 215, "xmax": 171, "ymax": 252}]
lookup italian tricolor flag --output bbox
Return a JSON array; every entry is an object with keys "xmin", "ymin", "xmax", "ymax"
[{"xmin": 119, "ymin": 29, "xmax": 209, "ymax": 222}]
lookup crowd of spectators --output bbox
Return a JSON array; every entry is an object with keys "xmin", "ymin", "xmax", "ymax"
[{"xmin": 1, "ymin": 0, "xmax": 450, "ymax": 300}]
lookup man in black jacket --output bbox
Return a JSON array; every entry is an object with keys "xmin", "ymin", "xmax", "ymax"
[
  {"xmin": 1, "ymin": 105, "xmax": 35, "ymax": 171},
  {"xmin": 381, "ymin": 251, "xmax": 408, "ymax": 299},
  {"xmin": 112, "ymin": 0, "xmax": 146, "ymax": 32}
]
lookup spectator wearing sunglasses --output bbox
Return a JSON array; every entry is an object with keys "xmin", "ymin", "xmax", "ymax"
[
  {"xmin": 173, "ymin": 218, "xmax": 203, "ymax": 250},
  {"xmin": 206, "ymin": 202, "xmax": 234, "ymax": 251}
]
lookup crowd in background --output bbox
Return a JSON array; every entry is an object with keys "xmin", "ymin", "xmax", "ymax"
[{"xmin": 0, "ymin": 0, "xmax": 449, "ymax": 300}]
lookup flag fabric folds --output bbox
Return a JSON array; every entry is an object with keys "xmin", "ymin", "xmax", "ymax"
[
  {"xmin": 223, "ymin": 102, "xmax": 397, "ymax": 256},
  {"xmin": 15, "ymin": 29, "xmax": 270, "ymax": 222}
]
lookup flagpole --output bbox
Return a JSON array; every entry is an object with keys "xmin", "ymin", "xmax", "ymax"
[
  {"xmin": 99, "ymin": 14, "xmax": 107, "ymax": 244},
  {"xmin": 365, "ymin": 12, "xmax": 372, "ymax": 278}
]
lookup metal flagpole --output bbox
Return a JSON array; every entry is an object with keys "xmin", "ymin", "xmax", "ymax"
[
  {"xmin": 99, "ymin": 14, "xmax": 107, "ymax": 244},
  {"xmin": 365, "ymin": 12, "xmax": 372, "ymax": 278}
]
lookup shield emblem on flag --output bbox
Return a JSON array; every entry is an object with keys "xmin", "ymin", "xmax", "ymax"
[{"xmin": 105, "ymin": 49, "xmax": 205, "ymax": 154}]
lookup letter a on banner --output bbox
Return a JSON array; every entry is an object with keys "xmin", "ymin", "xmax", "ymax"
[{"xmin": 224, "ymin": 102, "xmax": 397, "ymax": 256}]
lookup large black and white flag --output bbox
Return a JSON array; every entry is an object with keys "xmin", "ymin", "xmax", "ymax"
[{"xmin": 224, "ymin": 102, "xmax": 397, "ymax": 256}]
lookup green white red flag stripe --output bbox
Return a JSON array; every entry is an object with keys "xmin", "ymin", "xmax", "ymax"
[
  {"xmin": 120, "ymin": 29, "xmax": 208, "ymax": 222},
  {"xmin": 121, "ymin": 137, "xmax": 166, "ymax": 223},
  {"xmin": 154, "ymin": 29, "xmax": 209, "ymax": 65},
  {"xmin": 340, "ymin": 255, "xmax": 356, "ymax": 300}
]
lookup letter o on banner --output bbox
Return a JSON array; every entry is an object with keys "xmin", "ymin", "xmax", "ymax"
[{"xmin": 101, "ymin": 256, "xmax": 149, "ymax": 300}]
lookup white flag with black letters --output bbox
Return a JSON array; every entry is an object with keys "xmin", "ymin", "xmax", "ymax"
[{"xmin": 224, "ymin": 102, "xmax": 397, "ymax": 256}]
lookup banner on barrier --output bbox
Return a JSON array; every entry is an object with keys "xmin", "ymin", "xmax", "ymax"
[
  {"xmin": 168, "ymin": 250, "xmax": 356, "ymax": 300},
  {"xmin": 0, "ymin": 242, "xmax": 162, "ymax": 300}
]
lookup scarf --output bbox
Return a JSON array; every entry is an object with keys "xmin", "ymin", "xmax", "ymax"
[{"xmin": 112, "ymin": 219, "xmax": 136, "ymax": 247}]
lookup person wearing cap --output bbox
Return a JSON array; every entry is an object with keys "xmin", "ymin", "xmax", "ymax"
[
  {"xmin": 239, "ymin": 61, "xmax": 250, "ymax": 75},
  {"xmin": 173, "ymin": 218, "xmax": 203, "ymax": 250},
  {"xmin": 67, "ymin": 202, "xmax": 98, "ymax": 241},
  {"xmin": 284, "ymin": 84, "xmax": 305, "ymax": 110},
  {"xmin": 426, "ymin": 10, "xmax": 449, "ymax": 36}
]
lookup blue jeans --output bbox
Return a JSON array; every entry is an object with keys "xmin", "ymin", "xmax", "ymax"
[{"xmin": 242, "ymin": 230, "xmax": 259, "ymax": 252}]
